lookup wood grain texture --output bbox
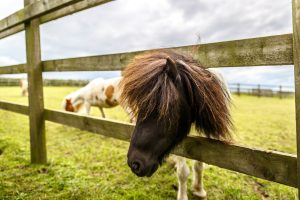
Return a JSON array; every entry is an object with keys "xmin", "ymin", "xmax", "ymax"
[
  {"xmin": 173, "ymin": 136, "xmax": 297, "ymax": 188},
  {"xmin": 40, "ymin": 0, "xmax": 114, "ymax": 24},
  {"xmin": 292, "ymin": 0, "xmax": 300, "ymax": 197},
  {"xmin": 0, "ymin": 100, "xmax": 28, "ymax": 115},
  {"xmin": 0, "ymin": 24, "xmax": 24, "ymax": 40},
  {"xmin": 0, "ymin": 0, "xmax": 114, "ymax": 40},
  {"xmin": 25, "ymin": 0, "xmax": 47, "ymax": 164},
  {"xmin": 0, "ymin": 64, "xmax": 26, "ymax": 74},
  {"xmin": 42, "ymin": 34, "xmax": 293, "ymax": 71},
  {"xmin": 44, "ymin": 109, "xmax": 133, "ymax": 141},
  {"xmin": 0, "ymin": 0, "xmax": 83, "ymax": 34}
]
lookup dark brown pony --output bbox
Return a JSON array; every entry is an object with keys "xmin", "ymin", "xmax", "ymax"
[{"xmin": 120, "ymin": 50, "xmax": 232, "ymax": 199}]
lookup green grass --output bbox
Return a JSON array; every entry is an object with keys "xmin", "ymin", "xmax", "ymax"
[{"xmin": 0, "ymin": 86, "xmax": 297, "ymax": 199}]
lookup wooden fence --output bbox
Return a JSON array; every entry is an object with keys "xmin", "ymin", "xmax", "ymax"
[
  {"xmin": 0, "ymin": 77, "xmax": 89, "ymax": 86},
  {"xmin": 0, "ymin": 0, "xmax": 299, "ymax": 197},
  {"xmin": 229, "ymin": 83, "xmax": 294, "ymax": 98}
]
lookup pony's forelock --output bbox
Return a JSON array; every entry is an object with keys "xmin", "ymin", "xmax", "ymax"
[
  {"xmin": 120, "ymin": 52, "xmax": 181, "ymax": 124},
  {"xmin": 120, "ymin": 50, "xmax": 233, "ymax": 140}
]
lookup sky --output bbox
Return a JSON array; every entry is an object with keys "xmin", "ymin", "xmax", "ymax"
[{"xmin": 0, "ymin": 0, "xmax": 294, "ymax": 88}]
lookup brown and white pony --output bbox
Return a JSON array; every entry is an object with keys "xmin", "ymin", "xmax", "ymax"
[
  {"xmin": 20, "ymin": 79, "xmax": 28, "ymax": 97},
  {"xmin": 120, "ymin": 50, "xmax": 232, "ymax": 200},
  {"xmin": 62, "ymin": 77, "xmax": 122, "ymax": 118}
]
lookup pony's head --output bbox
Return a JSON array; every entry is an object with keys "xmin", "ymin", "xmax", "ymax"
[
  {"xmin": 65, "ymin": 99, "xmax": 75, "ymax": 112},
  {"xmin": 120, "ymin": 50, "xmax": 232, "ymax": 177}
]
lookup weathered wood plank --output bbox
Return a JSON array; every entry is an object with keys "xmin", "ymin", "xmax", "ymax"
[
  {"xmin": 0, "ymin": 24, "xmax": 24, "ymax": 40},
  {"xmin": 193, "ymin": 34, "xmax": 293, "ymax": 67},
  {"xmin": 44, "ymin": 109, "xmax": 133, "ymax": 141},
  {"xmin": 292, "ymin": 0, "xmax": 300, "ymax": 197},
  {"xmin": 173, "ymin": 136, "xmax": 297, "ymax": 188},
  {"xmin": 0, "ymin": 34, "xmax": 293, "ymax": 74},
  {"xmin": 25, "ymin": 0, "xmax": 47, "ymax": 164},
  {"xmin": 43, "ymin": 34, "xmax": 293, "ymax": 71},
  {"xmin": 42, "ymin": 52, "xmax": 134, "ymax": 71},
  {"xmin": 0, "ymin": 100, "xmax": 28, "ymax": 115},
  {"xmin": 0, "ymin": 0, "xmax": 83, "ymax": 34},
  {"xmin": 0, "ymin": 0, "xmax": 114, "ymax": 40},
  {"xmin": 43, "ymin": 108, "xmax": 297, "ymax": 188},
  {"xmin": 40, "ymin": 0, "xmax": 114, "ymax": 24},
  {"xmin": 0, "ymin": 64, "xmax": 26, "ymax": 74}
]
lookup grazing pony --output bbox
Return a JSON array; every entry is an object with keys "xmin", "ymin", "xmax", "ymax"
[
  {"xmin": 20, "ymin": 79, "xmax": 28, "ymax": 97},
  {"xmin": 120, "ymin": 50, "xmax": 232, "ymax": 200},
  {"xmin": 62, "ymin": 77, "xmax": 122, "ymax": 118}
]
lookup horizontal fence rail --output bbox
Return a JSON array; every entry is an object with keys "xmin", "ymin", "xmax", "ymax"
[
  {"xmin": 0, "ymin": 0, "xmax": 114, "ymax": 40},
  {"xmin": 0, "ymin": 0, "xmax": 85, "ymax": 34},
  {"xmin": 0, "ymin": 100, "xmax": 28, "ymax": 115},
  {"xmin": 41, "ymin": 34, "xmax": 295, "ymax": 70},
  {"xmin": 0, "ymin": 64, "xmax": 26, "ymax": 74},
  {"xmin": 0, "ymin": 24, "xmax": 23, "ymax": 40},
  {"xmin": 0, "ymin": 34, "xmax": 294, "ymax": 75},
  {"xmin": 0, "ymin": 100, "xmax": 296, "ymax": 187},
  {"xmin": 0, "ymin": 78, "xmax": 89, "ymax": 87},
  {"xmin": 228, "ymin": 83, "xmax": 295, "ymax": 98}
]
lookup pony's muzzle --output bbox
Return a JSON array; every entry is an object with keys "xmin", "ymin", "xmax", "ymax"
[
  {"xmin": 130, "ymin": 160, "xmax": 143, "ymax": 175},
  {"xmin": 128, "ymin": 159, "xmax": 159, "ymax": 177}
]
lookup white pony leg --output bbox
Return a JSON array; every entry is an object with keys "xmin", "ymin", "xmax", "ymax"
[
  {"xmin": 99, "ymin": 107, "xmax": 105, "ymax": 118},
  {"xmin": 175, "ymin": 156, "xmax": 190, "ymax": 200},
  {"xmin": 85, "ymin": 103, "xmax": 91, "ymax": 115},
  {"xmin": 79, "ymin": 102, "xmax": 90, "ymax": 115},
  {"xmin": 192, "ymin": 161, "xmax": 207, "ymax": 199}
]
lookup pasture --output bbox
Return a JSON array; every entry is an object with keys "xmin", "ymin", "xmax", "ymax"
[{"xmin": 0, "ymin": 86, "xmax": 297, "ymax": 199}]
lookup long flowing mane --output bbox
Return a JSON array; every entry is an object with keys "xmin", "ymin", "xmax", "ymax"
[{"xmin": 120, "ymin": 50, "xmax": 232, "ymax": 140}]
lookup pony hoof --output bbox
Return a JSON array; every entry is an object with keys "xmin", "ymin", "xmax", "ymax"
[{"xmin": 193, "ymin": 190, "xmax": 207, "ymax": 200}]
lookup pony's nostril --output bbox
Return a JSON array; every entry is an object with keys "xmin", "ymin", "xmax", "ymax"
[
  {"xmin": 132, "ymin": 162, "xmax": 139, "ymax": 170},
  {"xmin": 131, "ymin": 161, "xmax": 142, "ymax": 174}
]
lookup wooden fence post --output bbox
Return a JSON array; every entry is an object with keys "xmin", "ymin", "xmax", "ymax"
[
  {"xmin": 237, "ymin": 83, "xmax": 240, "ymax": 96},
  {"xmin": 24, "ymin": 0, "xmax": 47, "ymax": 164},
  {"xmin": 292, "ymin": 0, "xmax": 300, "ymax": 198},
  {"xmin": 257, "ymin": 84, "xmax": 261, "ymax": 97},
  {"xmin": 279, "ymin": 85, "xmax": 282, "ymax": 99}
]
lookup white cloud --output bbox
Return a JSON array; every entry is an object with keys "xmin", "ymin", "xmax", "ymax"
[
  {"xmin": 0, "ymin": 56, "xmax": 19, "ymax": 65},
  {"xmin": 217, "ymin": 66, "xmax": 294, "ymax": 86},
  {"xmin": 0, "ymin": 0, "xmax": 295, "ymax": 86},
  {"xmin": 0, "ymin": 32, "xmax": 26, "ymax": 64},
  {"xmin": 0, "ymin": 0, "xmax": 23, "ymax": 20}
]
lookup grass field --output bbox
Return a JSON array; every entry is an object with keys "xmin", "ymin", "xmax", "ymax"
[{"xmin": 0, "ymin": 86, "xmax": 298, "ymax": 200}]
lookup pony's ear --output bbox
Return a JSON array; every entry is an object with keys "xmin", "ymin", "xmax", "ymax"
[{"xmin": 165, "ymin": 57, "xmax": 180, "ymax": 82}]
